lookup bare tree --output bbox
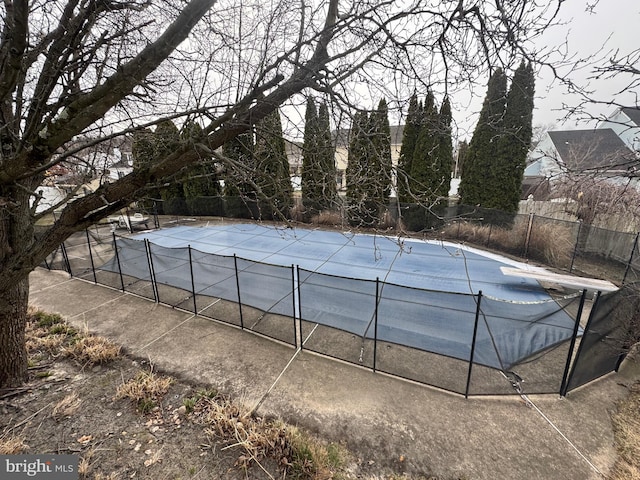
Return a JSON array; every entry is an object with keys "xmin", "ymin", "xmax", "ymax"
[
  {"xmin": 532, "ymin": 134, "xmax": 640, "ymax": 226},
  {"xmin": 0, "ymin": 0, "xmax": 566, "ymax": 388}
]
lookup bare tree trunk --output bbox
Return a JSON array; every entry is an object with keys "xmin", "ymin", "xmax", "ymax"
[
  {"xmin": 0, "ymin": 279, "xmax": 29, "ymax": 388},
  {"xmin": 0, "ymin": 186, "xmax": 33, "ymax": 389}
]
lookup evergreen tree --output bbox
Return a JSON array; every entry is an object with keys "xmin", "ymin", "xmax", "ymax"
[
  {"xmin": 222, "ymin": 131, "xmax": 254, "ymax": 197},
  {"xmin": 410, "ymin": 91, "xmax": 439, "ymax": 201},
  {"xmin": 301, "ymin": 97, "xmax": 320, "ymax": 211},
  {"xmin": 131, "ymin": 128, "xmax": 158, "ymax": 211},
  {"xmin": 154, "ymin": 120, "xmax": 185, "ymax": 212},
  {"xmin": 254, "ymin": 108, "xmax": 292, "ymax": 219},
  {"xmin": 132, "ymin": 128, "xmax": 155, "ymax": 170},
  {"xmin": 435, "ymin": 96, "xmax": 453, "ymax": 199},
  {"xmin": 154, "ymin": 119, "xmax": 180, "ymax": 159},
  {"xmin": 302, "ymin": 99, "xmax": 337, "ymax": 215},
  {"xmin": 317, "ymin": 103, "xmax": 337, "ymax": 209},
  {"xmin": 345, "ymin": 112, "xmax": 367, "ymax": 203},
  {"xmin": 455, "ymin": 140, "xmax": 469, "ymax": 178},
  {"xmin": 397, "ymin": 94, "xmax": 421, "ymax": 203},
  {"xmin": 181, "ymin": 121, "xmax": 221, "ymax": 208},
  {"xmin": 459, "ymin": 68, "xmax": 507, "ymax": 207},
  {"xmin": 495, "ymin": 61, "xmax": 535, "ymax": 212},
  {"xmin": 346, "ymin": 110, "xmax": 378, "ymax": 224},
  {"xmin": 370, "ymin": 98, "xmax": 392, "ymax": 203}
]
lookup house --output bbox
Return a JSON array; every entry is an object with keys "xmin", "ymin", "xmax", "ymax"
[
  {"xmin": 597, "ymin": 106, "xmax": 640, "ymax": 151},
  {"xmin": 33, "ymin": 135, "xmax": 134, "ymax": 214},
  {"xmin": 58, "ymin": 135, "xmax": 134, "ymax": 178},
  {"xmin": 524, "ymin": 107, "xmax": 640, "ymax": 198}
]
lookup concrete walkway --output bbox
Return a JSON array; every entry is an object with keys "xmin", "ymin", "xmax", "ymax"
[{"xmin": 29, "ymin": 267, "xmax": 638, "ymax": 479}]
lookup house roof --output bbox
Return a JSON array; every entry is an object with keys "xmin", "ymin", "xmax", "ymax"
[
  {"xmin": 621, "ymin": 107, "xmax": 640, "ymax": 127},
  {"xmin": 547, "ymin": 128, "xmax": 634, "ymax": 172}
]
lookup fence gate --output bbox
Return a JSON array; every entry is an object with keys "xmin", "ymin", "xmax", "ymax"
[{"xmin": 562, "ymin": 286, "xmax": 638, "ymax": 395}]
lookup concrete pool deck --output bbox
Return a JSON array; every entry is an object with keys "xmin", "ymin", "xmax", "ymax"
[{"xmin": 29, "ymin": 266, "xmax": 640, "ymax": 479}]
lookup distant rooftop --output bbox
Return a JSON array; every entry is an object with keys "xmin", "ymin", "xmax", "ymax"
[
  {"xmin": 548, "ymin": 128, "xmax": 634, "ymax": 171},
  {"xmin": 621, "ymin": 107, "xmax": 640, "ymax": 126}
]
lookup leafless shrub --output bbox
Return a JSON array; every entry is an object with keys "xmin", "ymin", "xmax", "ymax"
[
  {"xmin": 290, "ymin": 203, "xmax": 306, "ymax": 222},
  {"xmin": 548, "ymin": 172, "xmax": 640, "ymax": 228},
  {"xmin": 378, "ymin": 210, "xmax": 398, "ymax": 229},
  {"xmin": 611, "ymin": 284, "xmax": 640, "ymax": 352}
]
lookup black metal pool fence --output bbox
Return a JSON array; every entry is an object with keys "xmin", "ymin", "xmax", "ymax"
[{"xmin": 42, "ymin": 227, "xmax": 635, "ymax": 398}]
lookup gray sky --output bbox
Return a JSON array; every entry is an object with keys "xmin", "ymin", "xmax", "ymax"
[
  {"xmin": 280, "ymin": 1, "xmax": 639, "ymax": 142},
  {"xmin": 531, "ymin": 0, "xmax": 639, "ymax": 129},
  {"xmin": 449, "ymin": 0, "xmax": 639, "ymax": 141}
]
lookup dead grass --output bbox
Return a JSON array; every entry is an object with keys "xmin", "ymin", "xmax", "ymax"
[
  {"xmin": 527, "ymin": 221, "xmax": 573, "ymax": 267},
  {"xmin": 115, "ymin": 367, "xmax": 173, "ymax": 414},
  {"xmin": 189, "ymin": 394, "xmax": 348, "ymax": 478},
  {"xmin": 609, "ymin": 383, "xmax": 640, "ymax": 480},
  {"xmin": 26, "ymin": 309, "xmax": 120, "ymax": 367},
  {"xmin": 311, "ymin": 210, "xmax": 342, "ymax": 226},
  {"xmin": 0, "ymin": 435, "xmax": 28, "ymax": 454},
  {"xmin": 63, "ymin": 335, "xmax": 121, "ymax": 366},
  {"xmin": 443, "ymin": 220, "xmax": 573, "ymax": 267},
  {"xmin": 52, "ymin": 392, "xmax": 82, "ymax": 419},
  {"xmin": 26, "ymin": 333, "xmax": 67, "ymax": 354}
]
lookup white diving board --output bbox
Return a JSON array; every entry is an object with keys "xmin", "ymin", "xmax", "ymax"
[{"xmin": 500, "ymin": 266, "xmax": 619, "ymax": 293}]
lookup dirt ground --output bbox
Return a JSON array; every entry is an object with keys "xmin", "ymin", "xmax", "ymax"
[
  {"xmin": 0, "ymin": 312, "xmax": 443, "ymax": 480},
  {"xmin": 2, "ymin": 356, "xmax": 261, "ymax": 479}
]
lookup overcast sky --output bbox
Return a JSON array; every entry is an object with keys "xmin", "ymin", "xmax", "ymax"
[
  {"xmin": 279, "ymin": 1, "xmax": 639, "ymax": 142},
  {"xmin": 447, "ymin": 0, "xmax": 639, "ymax": 141},
  {"xmin": 528, "ymin": 0, "xmax": 639, "ymax": 129}
]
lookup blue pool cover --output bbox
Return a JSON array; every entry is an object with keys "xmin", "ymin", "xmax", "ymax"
[{"xmin": 100, "ymin": 223, "xmax": 582, "ymax": 370}]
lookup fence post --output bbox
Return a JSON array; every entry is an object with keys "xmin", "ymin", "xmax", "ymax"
[
  {"xmin": 188, "ymin": 246, "xmax": 198, "ymax": 315},
  {"xmin": 569, "ymin": 221, "xmax": 583, "ymax": 273},
  {"xmin": 373, "ymin": 277, "xmax": 379, "ymax": 373},
  {"xmin": 523, "ymin": 213, "xmax": 534, "ymax": 258},
  {"xmin": 85, "ymin": 229, "xmax": 97, "ymax": 283},
  {"xmin": 291, "ymin": 265, "xmax": 297, "ymax": 349},
  {"xmin": 622, "ymin": 232, "xmax": 639, "ymax": 285},
  {"xmin": 562, "ymin": 290, "xmax": 602, "ymax": 397},
  {"xmin": 233, "ymin": 254, "xmax": 244, "ymax": 329},
  {"xmin": 125, "ymin": 207, "xmax": 133, "ymax": 234},
  {"xmin": 559, "ymin": 289, "xmax": 587, "ymax": 396},
  {"xmin": 145, "ymin": 239, "xmax": 159, "ymax": 303},
  {"xmin": 465, "ymin": 291, "xmax": 482, "ymax": 399},
  {"xmin": 112, "ymin": 233, "xmax": 125, "ymax": 292},
  {"xmin": 297, "ymin": 266, "xmax": 304, "ymax": 350},
  {"xmin": 60, "ymin": 242, "xmax": 72, "ymax": 276},
  {"xmin": 153, "ymin": 201, "xmax": 160, "ymax": 229}
]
